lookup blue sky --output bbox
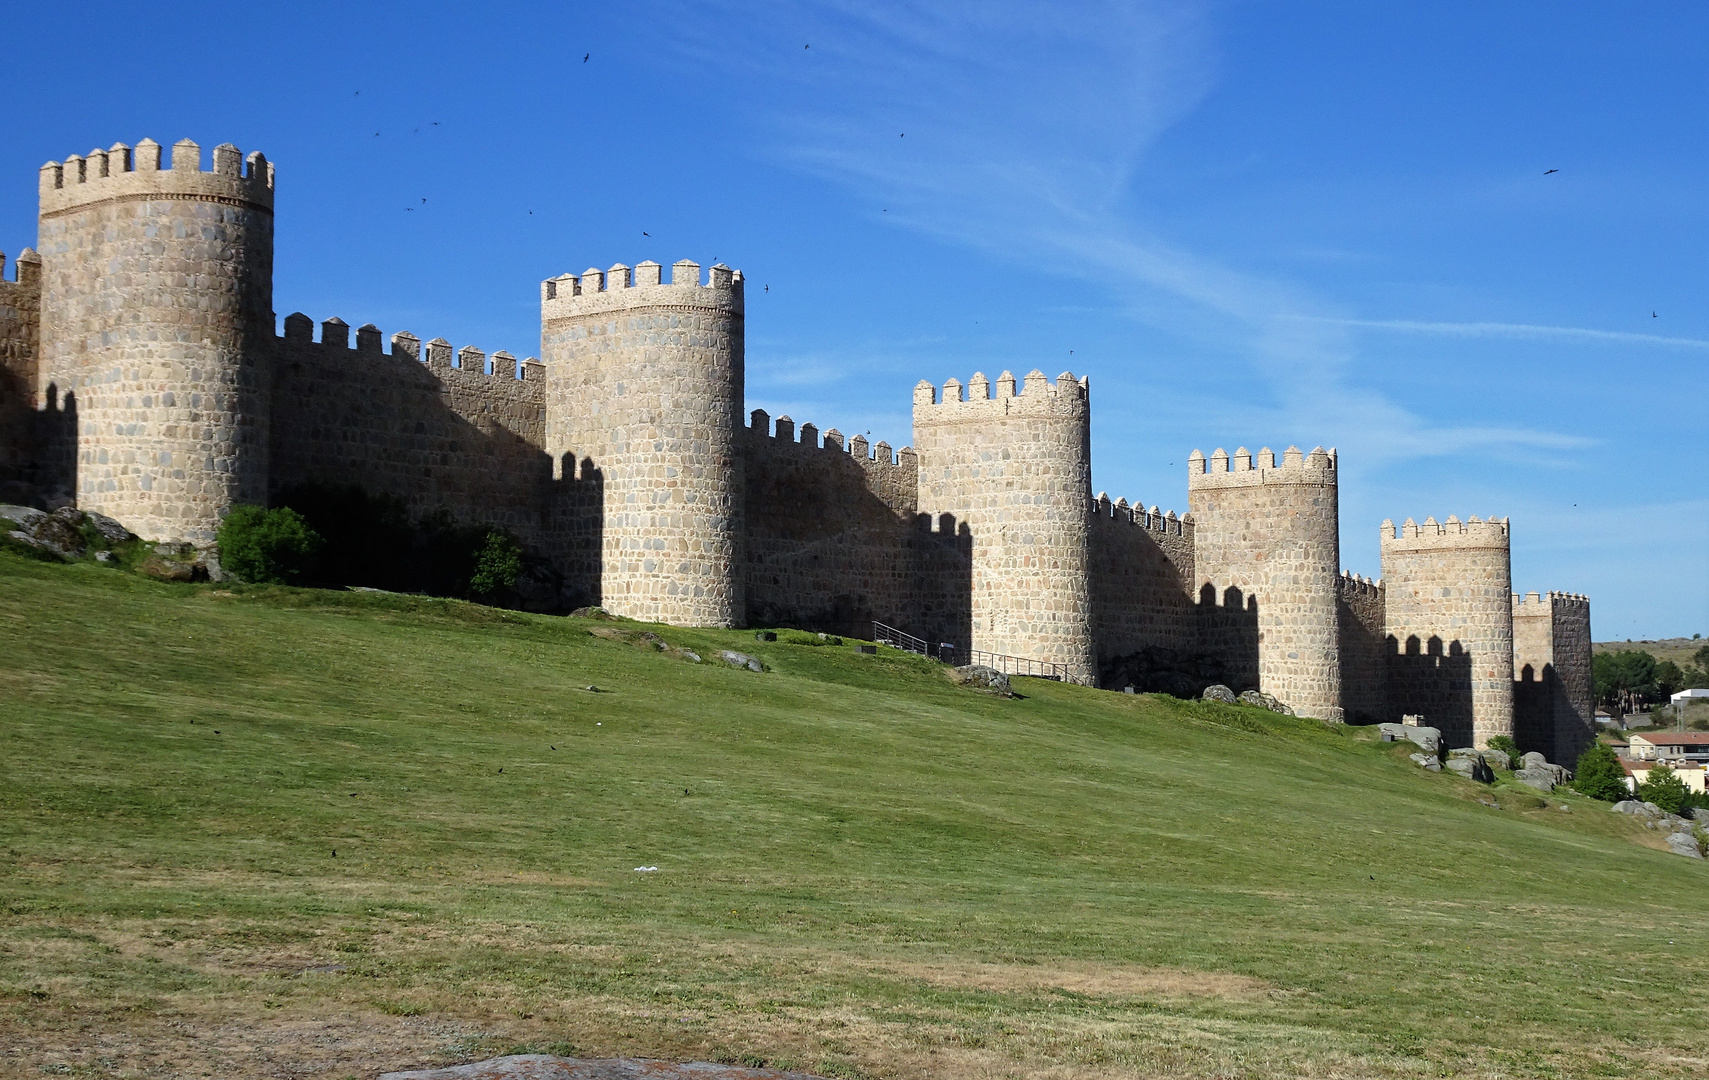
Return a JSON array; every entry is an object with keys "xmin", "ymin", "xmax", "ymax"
[{"xmin": 4, "ymin": 1, "xmax": 1703, "ymax": 639}]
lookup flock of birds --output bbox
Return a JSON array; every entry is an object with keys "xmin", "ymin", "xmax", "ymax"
[{"xmin": 348, "ymin": 70, "xmax": 1658, "ymax": 322}]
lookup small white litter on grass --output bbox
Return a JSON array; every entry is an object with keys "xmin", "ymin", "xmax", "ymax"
[{"xmin": 634, "ymin": 866, "xmax": 659, "ymax": 872}]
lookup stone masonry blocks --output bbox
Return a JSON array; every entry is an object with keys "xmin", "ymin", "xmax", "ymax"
[
  {"xmin": 1381, "ymin": 516, "xmax": 1514, "ymax": 749},
  {"xmin": 912, "ymin": 370, "xmax": 1096, "ymax": 683},
  {"xmin": 1187, "ymin": 446, "xmax": 1343, "ymax": 721},
  {"xmin": 36, "ymin": 139, "xmax": 274, "ymax": 543},
  {"xmin": 541, "ymin": 262, "xmax": 744, "ymax": 627}
]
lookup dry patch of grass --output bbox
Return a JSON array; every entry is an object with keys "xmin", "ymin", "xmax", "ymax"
[{"xmin": 857, "ymin": 958, "xmax": 1273, "ymax": 1000}]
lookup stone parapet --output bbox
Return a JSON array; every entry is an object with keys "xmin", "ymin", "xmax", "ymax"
[
  {"xmin": 39, "ymin": 138, "xmax": 273, "ymax": 219},
  {"xmin": 1185, "ymin": 444, "xmax": 1335, "ymax": 490},
  {"xmin": 540, "ymin": 260, "xmax": 741, "ymax": 320}
]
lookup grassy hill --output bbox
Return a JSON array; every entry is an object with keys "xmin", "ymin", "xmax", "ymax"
[
  {"xmin": 2, "ymin": 552, "xmax": 1707, "ymax": 1080},
  {"xmin": 1595, "ymin": 636, "xmax": 1706, "ymax": 671}
]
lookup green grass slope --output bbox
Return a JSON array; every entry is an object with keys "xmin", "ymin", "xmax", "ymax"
[{"xmin": 1, "ymin": 552, "xmax": 1706, "ymax": 1080}]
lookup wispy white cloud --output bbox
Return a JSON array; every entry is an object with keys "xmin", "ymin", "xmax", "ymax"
[
  {"xmin": 1303, "ymin": 317, "xmax": 1709, "ymax": 351},
  {"xmin": 674, "ymin": 0, "xmax": 1590, "ymax": 469}
]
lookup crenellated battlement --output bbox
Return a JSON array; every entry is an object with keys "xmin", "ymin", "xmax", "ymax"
[
  {"xmin": 1513, "ymin": 590, "xmax": 1590, "ymax": 611},
  {"xmin": 278, "ymin": 312, "xmax": 539, "ymax": 382},
  {"xmin": 1185, "ymin": 444, "xmax": 1336, "ymax": 489},
  {"xmin": 746, "ymin": 408, "xmax": 915, "ymax": 470},
  {"xmin": 912, "ymin": 369, "xmax": 1089, "ymax": 420},
  {"xmin": 1380, "ymin": 514, "xmax": 1510, "ymax": 549},
  {"xmin": 1337, "ymin": 570, "xmax": 1384, "ymax": 600},
  {"xmin": 1090, "ymin": 491, "xmax": 1191, "ymax": 537},
  {"xmin": 39, "ymin": 138, "xmax": 274, "ymax": 218},
  {"xmin": 0, "ymin": 248, "xmax": 41, "ymax": 286},
  {"xmin": 539, "ymin": 259, "xmax": 743, "ymax": 322}
]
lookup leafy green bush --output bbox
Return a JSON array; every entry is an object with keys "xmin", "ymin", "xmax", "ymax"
[
  {"xmin": 1571, "ymin": 743, "xmax": 1628, "ymax": 802},
  {"xmin": 216, "ymin": 505, "xmax": 323, "ymax": 584},
  {"xmin": 1637, "ymin": 764, "xmax": 1689, "ymax": 814},
  {"xmin": 1485, "ymin": 735, "xmax": 1518, "ymax": 762},
  {"xmin": 469, "ymin": 530, "xmax": 522, "ymax": 597}
]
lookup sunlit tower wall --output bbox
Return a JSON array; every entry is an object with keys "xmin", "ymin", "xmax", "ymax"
[
  {"xmin": 1380, "ymin": 515, "xmax": 1514, "ymax": 749},
  {"xmin": 540, "ymin": 260, "xmax": 744, "ymax": 627},
  {"xmin": 911, "ymin": 369, "xmax": 1095, "ymax": 683},
  {"xmin": 35, "ymin": 138, "xmax": 275, "ymax": 544},
  {"xmin": 1186, "ymin": 445, "xmax": 1343, "ymax": 721}
]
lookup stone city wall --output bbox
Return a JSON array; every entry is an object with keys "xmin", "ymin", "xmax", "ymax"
[
  {"xmin": 741, "ymin": 410, "xmax": 969, "ymax": 645},
  {"xmin": 1336, "ymin": 571, "xmax": 1387, "ymax": 724},
  {"xmin": 269, "ymin": 313, "xmax": 599, "ymax": 591},
  {"xmin": 1088, "ymin": 493, "xmax": 1196, "ymax": 673},
  {"xmin": 0, "ymin": 249, "xmax": 42, "ymax": 500},
  {"xmin": 1381, "ymin": 515, "xmax": 1513, "ymax": 748}
]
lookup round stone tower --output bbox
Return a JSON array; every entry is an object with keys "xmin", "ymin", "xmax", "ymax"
[
  {"xmin": 539, "ymin": 260, "xmax": 743, "ymax": 627},
  {"xmin": 911, "ymin": 369, "xmax": 1095, "ymax": 683},
  {"xmin": 1186, "ymin": 445, "xmax": 1342, "ymax": 720},
  {"xmin": 35, "ymin": 138, "xmax": 274, "ymax": 543},
  {"xmin": 1380, "ymin": 515, "xmax": 1513, "ymax": 749}
]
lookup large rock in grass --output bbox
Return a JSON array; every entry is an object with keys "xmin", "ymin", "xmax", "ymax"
[
  {"xmin": 1479, "ymin": 747, "xmax": 1512, "ymax": 770},
  {"xmin": 949, "ymin": 664, "xmax": 1012, "ymax": 696},
  {"xmin": 719, "ymin": 650, "xmax": 766, "ymax": 673},
  {"xmin": 1445, "ymin": 751, "xmax": 1495, "ymax": 783},
  {"xmin": 1666, "ymin": 831, "xmax": 1704, "ymax": 859},
  {"xmin": 79, "ymin": 509, "xmax": 134, "ymax": 547},
  {"xmin": 1410, "ymin": 752, "xmax": 1442, "ymax": 772},
  {"xmin": 1237, "ymin": 689, "xmax": 1295, "ymax": 715},
  {"xmin": 1, "ymin": 504, "xmax": 84, "ymax": 558},
  {"xmin": 1202, "ymin": 684, "xmax": 1237, "ymax": 704},
  {"xmin": 381, "ymin": 1055, "xmax": 829, "ymax": 1080},
  {"xmin": 1514, "ymin": 766, "xmax": 1559, "ymax": 793},
  {"xmin": 1379, "ymin": 722, "xmax": 1441, "ymax": 754},
  {"xmin": 137, "ymin": 553, "xmax": 197, "ymax": 582}
]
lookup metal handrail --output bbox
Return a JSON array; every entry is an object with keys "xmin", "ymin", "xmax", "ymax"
[
  {"xmin": 873, "ymin": 620, "xmax": 1074, "ymax": 683},
  {"xmin": 966, "ymin": 648, "xmax": 1071, "ymax": 682},
  {"xmin": 872, "ymin": 620, "xmax": 931, "ymax": 656}
]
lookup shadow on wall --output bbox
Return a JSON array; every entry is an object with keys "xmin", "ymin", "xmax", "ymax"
[
  {"xmin": 270, "ymin": 317, "xmax": 603, "ymax": 609},
  {"xmin": 1098, "ymin": 584, "xmax": 1259, "ymax": 697},
  {"xmin": 1388, "ymin": 635, "xmax": 1474, "ymax": 747},
  {"xmin": 1338, "ymin": 598, "xmax": 1389, "ymax": 725},
  {"xmin": 915, "ymin": 513, "xmax": 973, "ymax": 655},
  {"xmin": 745, "ymin": 506, "xmax": 972, "ymax": 648},
  {"xmin": 0, "ymin": 380, "xmax": 75, "ymax": 509},
  {"xmin": 743, "ymin": 418, "xmax": 972, "ymax": 645},
  {"xmin": 1513, "ymin": 662, "xmax": 1558, "ymax": 760}
]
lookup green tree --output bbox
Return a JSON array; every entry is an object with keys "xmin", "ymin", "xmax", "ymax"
[
  {"xmin": 216, "ymin": 506, "xmax": 323, "ymax": 585},
  {"xmin": 1594, "ymin": 650, "xmax": 1660, "ymax": 707},
  {"xmin": 1637, "ymin": 763, "xmax": 1689, "ymax": 814},
  {"xmin": 1572, "ymin": 742, "xmax": 1628, "ymax": 802},
  {"xmin": 469, "ymin": 530, "xmax": 522, "ymax": 598},
  {"xmin": 1655, "ymin": 660, "xmax": 1686, "ymax": 697}
]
